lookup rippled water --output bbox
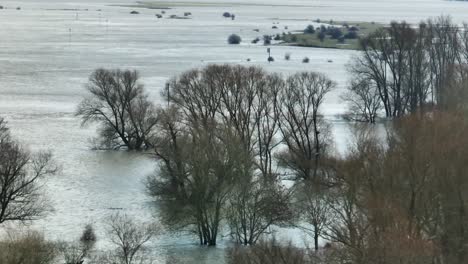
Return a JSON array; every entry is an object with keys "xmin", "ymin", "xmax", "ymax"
[{"xmin": 0, "ymin": 0, "xmax": 467, "ymax": 262}]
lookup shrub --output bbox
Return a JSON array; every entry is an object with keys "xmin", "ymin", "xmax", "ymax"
[
  {"xmin": 344, "ymin": 31, "xmax": 358, "ymax": 39},
  {"xmin": 291, "ymin": 35, "xmax": 298, "ymax": 42},
  {"xmin": 304, "ymin": 25, "xmax": 316, "ymax": 34},
  {"xmin": 227, "ymin": 238, "xmax": 308, "ymax": 264},
  {"xmin": 274, "ymin": 34, "xmax": 281, "ymax": 41},
  {"xmin": 223, "ymin": 12, "xmax": 231, "ymax": 18},
  {"xmin": 338, "ymin": 36, "xmax": 345, "ymax": 43},
  {"xmin": 228, "ymin": 34, "xmax": 242, "ymax": 44},
  {"xmin": 184, "ymin": 12, "xmax": 192, "ymax": 16},
  {"xmin": 318, "ymin": 31, "xmax": 326, "ymax": 42},
  {"xmin": 263, "ymin": 35, "xmax": 272, "ymax": 45},
  {"xmin": 231, "ymin": 14, "xmax": 236, "ymax": 20},
  {"xmin": 328, "ymin": 27, "xmax": 343, "ymax": 39},
  {"xmin": 268, "ymin": 56, "xmax": 275, "ymax": 62},
  {"xmin": 285, "ymin": 53, "xmax": 291, "ymax": 60},
  {"xmin": 0, "ymin": 230, "xmax": 57, "ymax": 264},
  {"xmin": 272, "ymin": 26, "xmax": 278, "ymax": 29},
  {"xmin": 302, "ymin": 57, "xmax": 310, "ymax": 63},
  {"xmin": 349, "ymin": 26, "xmax": 359, "ymax": 31},
  {"xmin": 155, "ymin": 14, "xmax": 162, "ymax": 18},
  {"xmin": 251, "ymin": 37, "xmax": 260, "ymax": 44},
  {"xmin": 130, "ymin": 10, "xmax": 139, "ymax": 14}
]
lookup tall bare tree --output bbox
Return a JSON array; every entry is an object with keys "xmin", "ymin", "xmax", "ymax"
[
  {"xmin": 0, "ymin": 119, "xmax": 56, "ymax": 224},
  {"xmin": 76, "ymin": 69, "xmax": 158, "ymax": 150},
  {"xmin": 277, "ymin": 72, "xmax": 335, "ymax": 181}
]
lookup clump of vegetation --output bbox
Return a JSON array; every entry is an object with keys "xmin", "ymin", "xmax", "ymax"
[
  {"xmin": 227, "ymin": 238, "xmax": 308, "ymax": 264},
  {"xmin": 284, "ymin": 53, "xmax": 291, "ymax": 60},
  {"xmin": 251, "ymin": 37, "xmax": 260, "ymax": 44},
  {"xmin": 274, "ymin": 34, "xmax": 281, "ymax": 41},
  {"xmin": 155, "ymin": 14, "xmax": 162, "ymax": 18},
  {"xmin": 263, "ymin": 35, "xmax": 272, "ymax": 45},
  {"xmin": 0, "ymin": 231, "xmax": 57, "ymax": 264},
  {"xmin": 59, "ymin": 224, "xmax": 97, "ymax": 264},
  {"xmin": 304, "ymin": 25, "xmax": 316, "ymax": 34},
  {"xmin": 184, "ymin": 12, "xmax": 191, "ymax": 16},
  {"xmin": 281, "ymin": 20, "xmax": 381, "ymax": 50},
  {"xmin": 130, "ymin": 10, "xmax": 139, "ymax": 14},
  {"xmin": 228, "ymin": 34, "xmax": 242, "ymax": 44},
  {"xmin": 272, "ymin": 25, "xmax": 278, "ymax": 29},
  {"xmin": 302, "ymin": 57, "xmax": 310, "ymax": 63},
  {"xmin": 223, "ymin": 12, "xmax": 231, "ymax": 18},
  {"xmin": 318, "ymin": 31, "xmax": 326, "ymax": 42},
  {"xmin": 268, "ymin": 56, "xmax": 274, "ymax": 62}
]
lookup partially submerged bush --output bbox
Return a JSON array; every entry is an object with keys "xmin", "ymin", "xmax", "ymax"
[
  {"xmin": 302, "ymin": 57, "xmax": 310, "ymax": 63},
  {"xmin": 130, "ymin": 10, "xmax": 139, "ymax": 15},
  {"xmin": 285, "ymin": 53, "xmax": 291, "ymax": 60},
  {"xmin": 0, "ymin": 230, "xmax": 57, "ymax": 264},
  {"xmin": 251, "ymin": 37, "xmax": 260, "ymax": 44},
  {"xmin": 228, "ymin": 34, "xmax": 242, "ymax": 44},
  {"xmin": 227, "ymin": 238, "xmax": 308, "ymax": 264},
  {"xmin": 268, "ymin": 56, "xmax": 275, "ymax": 62},
  {"xmin": 263, "ymin": 35, "xmax": 272, "ymax": 45},
  {"xmin": 223, "ymin": 12, "xmax": 231, "ymax": 18}
]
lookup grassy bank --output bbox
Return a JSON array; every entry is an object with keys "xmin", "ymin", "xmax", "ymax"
[{"xmin": 281, "ymin": 21, "xmax": 384, "ymax": 50}]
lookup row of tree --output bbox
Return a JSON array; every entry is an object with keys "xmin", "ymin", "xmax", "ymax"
[
  {"xmin": 345, "ymin": 16, "xmax": 468, "ymax": 122},
  {"xmin": 76, "ymin": 62, "xmax": 468, "ymax": 263}
]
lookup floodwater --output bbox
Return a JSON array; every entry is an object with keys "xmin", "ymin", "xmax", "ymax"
[{"xmin": 0, "ymin": 0, "xmax": 467, "ymax": 263}]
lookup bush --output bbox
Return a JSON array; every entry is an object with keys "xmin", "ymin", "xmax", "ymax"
[
  {"xmin": 302, "ymin": 57, "xmax": 310, "ymax": 63},
  {"xmin": 223, "ymin": 12, "xmax": 231, "ymax": 18},
  {"xmin": 274, "ymin": 34, "xmax": 281, "ymax": 41},
  {"xmin": 328, "ymin": 27, "xmax": 343, "ymax": 39},
  {"xmin": 338, "ymin": 36, "xmax": 345, "ymax": 43},
  {"xmin": 349, "ymin": 26, "xmax": 359, "ymax": 31},
  {"xmin": 155, "ymin": 14, "xmax": 162, "ymax": 18},
  {"xmin": 318, "ymin": 31, "xmax": 326, "ymax": 42},
  {"xmin": 344, "ymin": 31, "xmax": 358, "ymax": 39},
  {"xmin": 251, "ymin": 37, "xmax": 260, "ymax": 44},
  {"xmin": 268, "ymin": 56, "xmax": 275, "ymax": 62},
  {"xmin": 0, "ymin": 231, "xmax": 57, "ymax": 264},
  {"xmin": 263, "ymin": 35, "xmax": 272, "ymax": 45},
  {"xmin": 228, "ymin": 34, "xmax": 242, "ymax": 44},
  {"xmin": 184, "ymin": 12, "xmax": 192, "ymax": 16},
  {"xmin": 272, "ymin": 26, "xmax": 278, "ymax": 29},
  {"xmin": 130, "ymin": 10, "xmax": 139, "ymax": 14},
  {"xmin": 285, "ymin": 53, "xmax": 291, "ymax": 60},
  {"xmin": 227, "ymin": 238, "xmax": 308, "ymax": 264},
  {"xmin": 304, "ymin": 25, "xmax": 316, "ymax": 34}
]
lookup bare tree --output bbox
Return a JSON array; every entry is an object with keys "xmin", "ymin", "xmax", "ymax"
[
  {"xmin": 0, "ymin": 119, "xmax": 56, "ymax": 224},
  {"xmin": 76, "ymin": 69, "xmax": 158, "ymax": 150},
  {"xmin": 277, "ymin": 72, "xmax": 335, "ymax": 181},
  {"xmin": 227, "ymin": 178, "xmax": 291, "ymax": 245},
  {"xmin": 60, "ymin": 224, "xmax": 97, "ymax": 264},
  {"xmin": 295, "ymin": 182, "xmax": 332, "ymax": 251},
  {"xmin": 342, "ymin": 77, "xmax": 382, "ymax": 123},
  {"xmin": 107, "ymin": 213, "xmax": 159, "ymax": 264}
]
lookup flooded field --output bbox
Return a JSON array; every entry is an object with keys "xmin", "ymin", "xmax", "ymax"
[{"xmin": 0, "ymin": 0, "xmax": 467, "ymax": 262}]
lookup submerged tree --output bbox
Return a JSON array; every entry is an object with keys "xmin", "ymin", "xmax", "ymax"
[
  {"xmin": 0, "ymin": 118, "xmax": 56, "ymax": 224},
  {"xmin": 76, "ymin": 69, "xmax": 158, "ymax": 150},
  {"xmin": 277, "ymin": 72, "xmax": 335, "ymax": 182}
]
